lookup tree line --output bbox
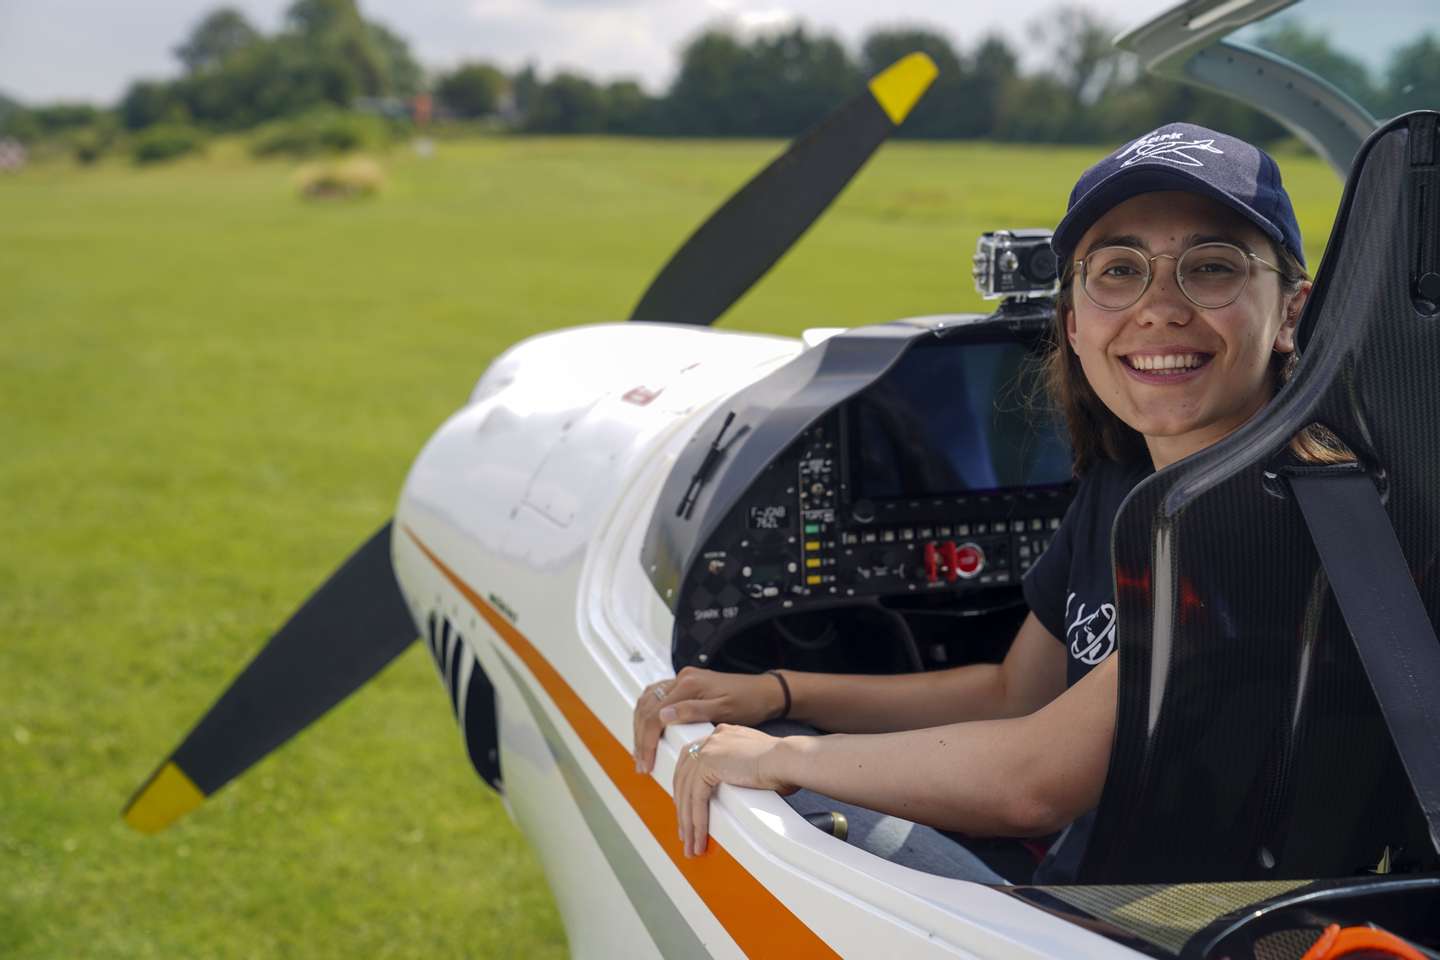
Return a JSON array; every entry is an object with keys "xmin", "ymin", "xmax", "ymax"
[{"xmin": 2, "ymin": 0, "xmax": 1436, "ymax": 159}]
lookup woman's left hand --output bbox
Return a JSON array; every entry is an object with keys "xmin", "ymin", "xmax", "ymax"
[{"xmin": 673, "ymin": 724, "xmax": 798, "ymax": 857}]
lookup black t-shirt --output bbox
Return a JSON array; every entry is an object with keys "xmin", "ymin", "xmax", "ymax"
[{"xmin": 1020, "ymin": 455, "xmax": 1153, "ymax": 883}]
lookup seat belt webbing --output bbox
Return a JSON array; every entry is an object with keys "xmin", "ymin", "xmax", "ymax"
[{"xmin": 1288, "ymin": 468, "xmax": 1440, "ymax": 856}]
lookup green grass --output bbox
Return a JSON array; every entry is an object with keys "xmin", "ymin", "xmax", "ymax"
[{"xmin": 0, "ymin": 135, "xmax": 1342, "ymax": 958}]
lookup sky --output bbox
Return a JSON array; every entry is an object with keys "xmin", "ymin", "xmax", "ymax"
[{"xmin": 0, "ymin": 0, "xmax": 1183, "ymax": 106}]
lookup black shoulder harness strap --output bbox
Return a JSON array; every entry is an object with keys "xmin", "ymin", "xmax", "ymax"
[{"xmin": 1285, "ymin": 463, "xmax": 1440, "ymax": 857}]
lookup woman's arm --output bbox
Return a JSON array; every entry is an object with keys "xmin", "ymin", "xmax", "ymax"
[
  {"xmin": 672, "ymin": 655, "xmax": 1115, "ymax": 857},
  {"xmin": 633, "ymin": 612, "xmax": 1066, "ymax": 772},
  {"xmin": 783, "ymin": 612, "xmax": 1066, "ymax": 731}
]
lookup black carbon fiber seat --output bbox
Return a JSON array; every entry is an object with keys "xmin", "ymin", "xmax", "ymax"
[{"xmin": 1080, "ymin": 112, "xmax": 1440, "ymax": 884}]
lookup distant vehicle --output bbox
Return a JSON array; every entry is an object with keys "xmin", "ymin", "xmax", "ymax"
[{"xmin": 125, "ymin": 1, "xmax": 1440, "ymax": 956}]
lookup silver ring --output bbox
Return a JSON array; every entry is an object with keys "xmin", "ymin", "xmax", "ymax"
[
  {"xmin": 653, "ymin": 685, "xmax": 668, "ymax": 703},
  {"xmin": 687, "ymin": 742, "xmax": 702, "ymax": 760}
]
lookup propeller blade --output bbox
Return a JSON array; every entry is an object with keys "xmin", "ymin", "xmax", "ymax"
[
  {"xmin": 627, "ymin": 51, "xmax": 938, "ymax": 327},
  {"xmin": 123, "ymin": 521, "xmax": 417, "ymax": 833}
]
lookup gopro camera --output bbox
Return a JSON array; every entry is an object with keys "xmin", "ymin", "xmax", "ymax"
[{"xmin": 973, "ymin": 229, "xmax": 1060, "ymax": 300}]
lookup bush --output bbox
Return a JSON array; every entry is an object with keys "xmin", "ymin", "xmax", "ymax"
[
  {"xmin": 251, "ymin": 109, "xmax": 391, "ymax": 159},
  {"xmin": 131, "ymin": 124, "xmax": 205, "ymax": 164},
  {"xmin": 70, "ymin": 119, "xmax": 122, "ymax": 165},
  {"xmin": 295, "ymin": 155, "xmax": 385, "ymax": 200}
]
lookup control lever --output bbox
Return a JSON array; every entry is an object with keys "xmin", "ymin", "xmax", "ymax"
[
  {"xmin": 923, "ymin": 542, "xmax": 940, "ymax": 583},
  {"xmin": 941, "ymin": 541, "xmax": 961, "ymax": 583}
]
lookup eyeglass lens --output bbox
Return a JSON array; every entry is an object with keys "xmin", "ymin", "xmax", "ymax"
[{"xmin": 1083, "ymin": 243, "xmax": 1251, "ymax": 309}]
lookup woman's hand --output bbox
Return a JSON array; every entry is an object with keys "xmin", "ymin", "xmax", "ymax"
[
  {"xmin": 632, "ymin": 667, "xmax": 787, "ymax": 773},
  {"xmin": 673, "ymin": 724, "xmax": 800, "ymax": 857}
]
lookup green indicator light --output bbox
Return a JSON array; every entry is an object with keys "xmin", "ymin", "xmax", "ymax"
[{"xmin": 804, "ymin": 524, "xmax": 820, "ymax": 534}]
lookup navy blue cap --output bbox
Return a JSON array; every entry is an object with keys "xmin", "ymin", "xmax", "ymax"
[{"xmin": 1052, "ymin": 122, "xmax": 1304, "ymax": 269}]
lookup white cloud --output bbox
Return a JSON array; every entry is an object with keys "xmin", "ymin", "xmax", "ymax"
[{"xmin": 734, "ymin": 9, "xmax": 799, "ymax": 34}]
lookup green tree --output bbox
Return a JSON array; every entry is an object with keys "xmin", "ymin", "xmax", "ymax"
[
  {"xmin": 666, "ymin": 30, "xmax": 749, "ymax": 135},
  {"xmin": 742, "ymin": 27, "xmax": 859, "ymax": 136},
  {"xmin": 174, "ymin": 8, "xmax": 260, "ymax": 73},
  {"xmin": 369, "ymin": 22, "xmax": 423, "ymax": 98},
  {"xmin": 966, "ymin": 35, "xmax": 1019, "ymax": 138},
  {"xmin": 665, "ymin": 26, "xmax": 858, "ymax": 137},
  {"xmin": 0, "ymin": 93, "xmax": 40, "ymax": 142},
  {"xmin": 285, "ymin": 0, "xmax": 389, "ymax": 98},
  {"xmin": 435, "ymin": 63, "xmax": 507, "ymax": 118},
  {"xmin": 511, "ymin": 63, "xmax": 541, "ymax": 121},
  {"xmin": 603, "ymin": 80, "xmax": 658, "ymax": 134},
  {"xmin": 1254, "ymin": 22, "xmax": 1375, "ymax": 107},
  {"xmin": 1382, "ymin": 32, "xmax": 1440, "ymax": 118},
  {"xmin": 526, "ymin": 72, "xmax": 607, "ymax": 133},
  {"xmin": 27, "ymin": 103, "xmax": 101, "ymax": 133},
  {"xmin": 119, "ymin": 80, "xmax": 183, "ymax": 130}
]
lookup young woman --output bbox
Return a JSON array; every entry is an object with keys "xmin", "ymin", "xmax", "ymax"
[{"xmin": 632, "ymin": 122, "xmax": 1313, "ymax": 883}]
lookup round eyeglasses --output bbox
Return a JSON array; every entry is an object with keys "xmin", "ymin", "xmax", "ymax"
[{"xmin": 1075, "ymin": 242, "xmax": 1286, "ymax": 311}]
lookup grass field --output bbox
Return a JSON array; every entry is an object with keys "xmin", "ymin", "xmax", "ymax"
[{"xmin": 0, "ymin": 134, "xmax": 1342, "ymax": 958}]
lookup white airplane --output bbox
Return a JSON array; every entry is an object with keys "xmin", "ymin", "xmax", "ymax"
[{"xmin": 125, "ymin": 1, "xmax": 1440, "ymax": 956}]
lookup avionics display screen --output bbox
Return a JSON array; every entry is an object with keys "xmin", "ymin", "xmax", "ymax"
[{"xmin": 848, "ymin": 341, "xmax": 1072, "ymax": 500}]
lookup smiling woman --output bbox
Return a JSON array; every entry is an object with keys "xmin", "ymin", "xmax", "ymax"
[
  {"xmin": 1059, "ymin": 191, "xmax": 1306, "ymax": 471},
  {"xmin": 634, "ymin": 119, "xmax": 1325, "ymax": 886}
]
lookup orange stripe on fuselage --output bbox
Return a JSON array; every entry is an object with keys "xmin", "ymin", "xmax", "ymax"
[{"xmin": 404, "ymin": 526, "xmax": 840, "ymax": 959}]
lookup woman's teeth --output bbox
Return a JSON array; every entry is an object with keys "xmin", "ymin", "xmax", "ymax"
[{"xmin": 1127, "ymin": 353, "xmax": 1206, "ymax": 373}]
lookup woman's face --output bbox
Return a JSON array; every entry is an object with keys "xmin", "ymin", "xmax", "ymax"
[{"xmin": 1065, "ymin": 191, "xmax": 1309, "ymax": 469}]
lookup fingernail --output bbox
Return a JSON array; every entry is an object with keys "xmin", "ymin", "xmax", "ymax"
[
  {"xmin": 659, "ymin": 706, "xmax": 676, "ymax": 723},
  {"xmin": 635, "ymin": 759, "xmax": 643, "ymax": 773}
]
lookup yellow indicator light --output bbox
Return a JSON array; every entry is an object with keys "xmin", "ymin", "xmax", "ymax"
[
  {"xmin": 806, "ymin": 575, "xmax": 823, "ymax": 586},
  {"xmin": 805, "ymin": 558, "xmax": 821, "ymax": 569},
  {"xmin": 804, "ymin": 541, "xmax": 821, "ymax": 551}
]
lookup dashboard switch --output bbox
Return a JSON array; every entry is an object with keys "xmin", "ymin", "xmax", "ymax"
[
  {"xmin": 953, "ymin": 541, "xmax": 984, "ymax": 579},
  {"xmin": 940, "ymin": 541, "xmax": 960, "ymax": 583},
  {"xmin": 923, "ymin": 542, "xmax": 940, "ymax": 583}
]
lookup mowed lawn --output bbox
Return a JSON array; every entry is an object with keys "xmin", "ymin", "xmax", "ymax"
[{"xmin": 0, "ymin": 135, "xmax": 1341, "ymax": 958}]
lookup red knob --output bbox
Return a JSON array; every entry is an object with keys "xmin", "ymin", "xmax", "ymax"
[{"xmin": 953, "ymin": 542, "xmax": 984, "ymax": 579}]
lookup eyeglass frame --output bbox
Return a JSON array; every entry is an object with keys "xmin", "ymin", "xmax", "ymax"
[{"xmin": 1073, "ymin": 241, "xmax": 1288, "ymax": 311}]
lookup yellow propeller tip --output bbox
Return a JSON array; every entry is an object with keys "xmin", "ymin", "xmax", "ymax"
[
  {"xmin": 868, "ymin": 52, "xmax": 940, "ymax": 126},
  {"xmin": 123, "ymin": 762, "xmax": 205, "ymax": 834}
]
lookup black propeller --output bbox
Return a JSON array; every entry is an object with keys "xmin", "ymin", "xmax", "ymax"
[
  {"xmin": 628, "ymin": 52, "xmax": 937, "ymax": 326},
  {"xmin": 124, "ymin": 52, "xmax": 938, "ymax": 834},
  {"xmin": 124, "ymin": 523, "xmax": 415, "ymax": 832}
]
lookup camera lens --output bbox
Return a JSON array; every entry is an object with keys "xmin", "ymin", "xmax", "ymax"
[{"xmin": 1027, "ymin": 246, "xmax": 1058, "ymax": 283}]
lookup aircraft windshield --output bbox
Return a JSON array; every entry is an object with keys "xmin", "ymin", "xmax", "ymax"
[{"xmin": 1229, "ymin": 0, "xmax": 1440, "ymax": 121}]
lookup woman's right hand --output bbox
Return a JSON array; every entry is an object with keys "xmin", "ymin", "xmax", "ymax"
[{"xmin": 632, "ymin": 667, "xmax": 789, "ymax": 774}]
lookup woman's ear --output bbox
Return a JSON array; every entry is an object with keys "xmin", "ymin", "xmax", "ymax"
[
  {"xmin": 1274, "ymin": 280, "xmax": 1311, "ymax": 354},
  {"xmin": 1065, "ymin": 305, "xmax": 1078, "ymax": 352}
]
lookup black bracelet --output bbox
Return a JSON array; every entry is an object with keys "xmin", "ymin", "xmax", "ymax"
[{"xmin": 766, "ymin": 669, "xmax": 791, "ymax": 720}]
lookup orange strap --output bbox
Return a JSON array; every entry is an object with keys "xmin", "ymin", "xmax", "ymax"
[{"xmin": 1300, "ymin": 923, "xmax": 1429, "ymax": 960}]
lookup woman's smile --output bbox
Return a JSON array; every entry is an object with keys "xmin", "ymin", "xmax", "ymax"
[{"xmin": 1119, "ymin": 349, "xmax": 1214, "ymax": 382}]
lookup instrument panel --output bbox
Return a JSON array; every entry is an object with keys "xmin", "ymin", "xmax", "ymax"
[{"xmin": 672, "ymin": 335, "xmax": 1074, "ymax": 666}]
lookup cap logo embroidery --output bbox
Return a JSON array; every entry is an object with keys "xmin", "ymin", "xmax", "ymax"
[{"xmin": 1115, "ymin": 131, "xmax": 1224, "ymax": 168}]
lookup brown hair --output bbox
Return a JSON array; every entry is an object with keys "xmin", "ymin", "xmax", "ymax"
[{"xmin": 1041, "ymin": 244, "xmax": 1349, "ymax": 473}]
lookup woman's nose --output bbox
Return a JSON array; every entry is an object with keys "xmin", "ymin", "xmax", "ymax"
[{"xmin": 1135, "ymin": 257, "xmax": 1191, "ymax": 324}]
